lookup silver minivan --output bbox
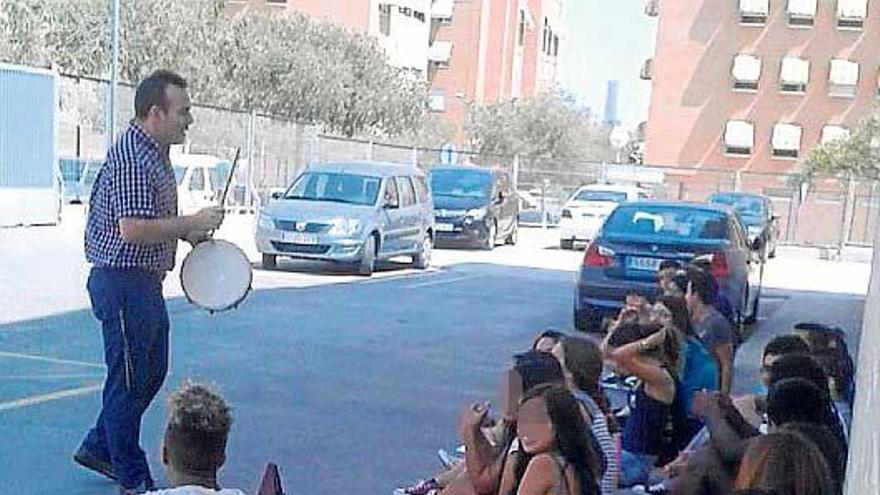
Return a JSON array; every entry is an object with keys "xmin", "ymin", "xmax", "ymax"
[{"xmin": 255, "ymin": 161, "xmax": 435, "ymax": 276}]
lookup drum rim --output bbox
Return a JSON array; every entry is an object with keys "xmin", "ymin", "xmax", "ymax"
[{"xmin": 180, "ymin": 239, "xmax": 253, "ymax": 313}]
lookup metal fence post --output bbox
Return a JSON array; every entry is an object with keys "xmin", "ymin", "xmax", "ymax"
[
  {"xmin": 246, "ymin": 110, "xmax": 256, "ymax": 208},
  {"xmin": 734, "ymin": 171, "xmax": 742, "ymax": 192},
  {"xmin": 366, "ymin": 140, "xmax": 373, "ymax": 160},
  {"xmin": 412, "ymin": 146, "xmax": 418, "ymax": 167},
  {"xmin": 513, "ymin": 154, "xmax": 520, "ymax": 192},
  {"xmin": 840, "ymin": 176, "xmax": 857, "ymax": 249}
]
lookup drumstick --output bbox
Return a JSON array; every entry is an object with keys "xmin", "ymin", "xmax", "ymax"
[{"xmin": 219, "ymin": 148, "xmax": 242, "ymax": 207}]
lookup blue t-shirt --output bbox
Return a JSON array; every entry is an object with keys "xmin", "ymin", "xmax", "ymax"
[{"xmin": 693, "ymin": 307, "xmax": 734, "ymax": 349}]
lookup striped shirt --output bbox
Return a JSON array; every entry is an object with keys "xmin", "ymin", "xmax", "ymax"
[
  {"xmin": 573, "ymin": 390, "xmax": 620, "ymax": 495},
  {"xmin": 85, "ymin": 122, "xmax": 178, "ymax": 271}
]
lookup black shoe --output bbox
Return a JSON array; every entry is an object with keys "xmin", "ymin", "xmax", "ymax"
[{"xmin": 73, "ymin": 446, "xmax": 116, "ymax": 481}]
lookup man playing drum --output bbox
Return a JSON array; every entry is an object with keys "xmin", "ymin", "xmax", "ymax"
[{"xmin": 74, "ymin": 70, "xmax": 224, "ymax": 494}]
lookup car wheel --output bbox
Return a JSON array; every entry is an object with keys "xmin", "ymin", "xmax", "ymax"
[
  {"xmin": 358, "ymin": 236, "xmax": 377, "ymax": 276},
  {"xmin": 560, "ymin": 239, "xmax": 574, "ymax": 250},
  {"xmin": 482, "ymin": 222, "xmax": 497, "ymax": 251},
  {"xmin": 506, "ymin": 222, "xmax": 518, "ymax": 245},
  {"xmin": 262, "ymin": 253, "xmax": 277, "ymax": 270},
  {"xmin": 574, "ymin": 308, "xmax": 603, "ymax": 333},
  {"xmin": 412, "ymin": 234, "xmax": 432, "ymax": 269}
]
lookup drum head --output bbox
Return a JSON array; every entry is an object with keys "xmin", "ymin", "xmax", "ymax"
[{"xmin": 181, "ymin": 239, "xmax": 252, "ymax": 312}]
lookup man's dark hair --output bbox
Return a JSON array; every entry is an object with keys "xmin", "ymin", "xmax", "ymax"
[
  {"xmin": 687, "ymin": 267, "xmax": 716, "ymax": 305},
  {"xmin": 164, "ymin": 382, "xmax": 232, "ymax": 473},
  {"xmin": 767, "ymin": 353, "xmax": 830, "ymax": 397},
  {"xmin": 762, "ymin": 334, "xmax": 810, "ymax": 360},
  {"xmin": 659, "ymin": 260, "xmax": 681, "ymax": 271},
  {"xmin": 135, "ymin": 70, "xmax": 188, "ymax": 118},
  {"xmin": 767, "ymin": 378, "xmax": 827, "ymax": 426}
]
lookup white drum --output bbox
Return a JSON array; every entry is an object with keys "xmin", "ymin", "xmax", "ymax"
[{"xmin": 181, "ymin": 239, "xmax": 252, "ymax": 313}]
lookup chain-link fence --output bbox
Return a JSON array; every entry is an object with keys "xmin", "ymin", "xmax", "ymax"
[{"xmin": 56, "ymin": 74, "xmax": 880, "ymax": 249}]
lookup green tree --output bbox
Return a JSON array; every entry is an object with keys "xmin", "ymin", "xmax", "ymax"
[
  {"xmin": 805, "ymin": 109, "xmax": 880, "ymax": 180},
  {"xmin": 466, "ymin": 91, "xmax": 615, "ymax": 164},
  {"xmin": 0, "ymin": 0, "xmax": 428, "ymax": 138}
]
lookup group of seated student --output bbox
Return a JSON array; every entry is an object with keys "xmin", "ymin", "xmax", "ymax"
[{"xmin": 397, "ymin": 260, "xmax": 854, "ymax": 495}]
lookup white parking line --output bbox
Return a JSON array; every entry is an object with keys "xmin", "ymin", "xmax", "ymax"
[
  {"xmin": 0, "ymin": 373, "xmax": 104, "ymax": 380},
  {"xmin": 0, "ymin": 351, "xmax": 105, "ymax": 370},
  {"xmin": 0, "ymin": 384, "xmax": 102, "ymax": 412},
  {"xmin": 406, "ymin": 275, "xmax": 474, "ymax": 289}
]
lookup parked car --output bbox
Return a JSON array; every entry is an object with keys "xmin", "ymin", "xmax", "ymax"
[
  {"xmin": 559, "ymin": 183, "xmax": 649, "ymax": 249},
  {"xmin": 574, "ymin": 201, "xmax": 764, "ymax": 332},
  {"xmin": 516, "ymin": 189, "xmax": 561, "ymax": 226},
  {"xmin": 171, "ymin": 153, "xmax": 233, "ymax": 214},
  {"xmin": 255, "ymin": 161, "xmax": 434, "ymax": 276},
  {"xmin": 428, "ymin": 166, "xmax": 519, "ymax": 250},
  {"xmin": 707, "ymin": 192, "xmax": 779, "ymax": 259}
]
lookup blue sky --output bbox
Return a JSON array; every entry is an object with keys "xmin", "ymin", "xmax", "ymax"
[{"xmin": 558, "ymin": 1, "xmax": 657, "ymax": 130}]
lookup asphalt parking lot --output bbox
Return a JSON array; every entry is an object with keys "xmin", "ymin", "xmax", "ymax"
[{"xmin": 0, "ymin": 207, "xmax": 870, "ymax": 494}]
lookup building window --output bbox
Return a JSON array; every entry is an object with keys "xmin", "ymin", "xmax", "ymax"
[
  {"xmin": 429, "ymin": 90, "xmax": 446, "ymax": 112},
  {"xmin": 414, "ymin": 11, "xmax": 425, "ymax": 22},
  {"xmin": 772, "ymin": 123, "xmax": 803, "ymax": 159},
  {"xmin": 780, "ymin": 57, "xmax": 810, "ymax": 93},
  {"xmin": 739, "ymin": 0, "xmax": 770, "ymax": 25},
  {"xmin": 821, "ymin": 125, "xmax": 851, "ymax": 144},
  {"xmin": 431, "ymin": 0, "xmax": 454, "ymax": 23},
  {"xmin": 265, "ymin": 0, "xmax": 287, "ymax": 4},
  {"xmin": 399, "ymin": 6, "xmax": 412, "ymax": 16},
  {"xmin": 379, "ymin": 4, "xmax": 391, "ymax": 35},
  {"xmin": 837, "ymin": 0, "xmax": 868, "ymax": 29},
  {"xmin": 724, "ymin": 120, "xmax": 755, "ymax": 156},
  {"xmin": 788, "ymin": 0, "xmax": 818, "ymax": 27},
  {"xmin": 428, "ymin": 41, "xmax": 453, "ymax": 69},
  {"xmin": 732, "ymin": 54, "xmax": 761, "ymax": 91},
  {"xmin": 543, "ymin": 18, "xmax": 550, "ymax": 53},
  {"xmin": 518, "ymin": 10, "xmax": 526, "ymax": 46},
  {"xmin": 829, "ymin": 59, "xmax": 859, "ymax": 97}
]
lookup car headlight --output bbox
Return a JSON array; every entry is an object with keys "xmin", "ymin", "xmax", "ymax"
[
  {"xmin": 465, "ymin": 208, "xmax": 488, "ymax": 220},
  {"xmin": 258, "ymin": 212, "xmax": 274, "ymax": 229},
  {"xmin": 329, "ymin": 218, "xmax": 360, "ymax": 236}
]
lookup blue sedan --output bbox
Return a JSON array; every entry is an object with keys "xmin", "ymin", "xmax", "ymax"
[{"xmin": 574, "ymin": 201, "xmax": 764, "ymax": 332}]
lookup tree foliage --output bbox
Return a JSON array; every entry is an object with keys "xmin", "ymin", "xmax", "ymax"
[
  {"xmin": 805, "ymin": 109, "xmax": 880, "ymax": 180},
  {"xmin": 466, "ymin": 91, "xmax": 615, "ymax": 164},
  {"xmin": 0, "ymin": 0, "xmax": 428, "ymax": 138}
]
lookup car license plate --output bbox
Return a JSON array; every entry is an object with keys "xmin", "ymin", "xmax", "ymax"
[
  {"xmin": 436, "ymin": 223, "xmax": 456, "ymax": 232},
  {"xmin": 282, "ymin": 232, "xmax": 319, "ymax": 244},
  {"xmin": 627, "ymin": 256, "xmax": 662, "ymax": 271}
]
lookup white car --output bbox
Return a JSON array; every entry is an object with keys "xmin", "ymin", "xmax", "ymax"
[{"xmin": 558, "ymin": 184, "xmax": 648, "ymax": 249}]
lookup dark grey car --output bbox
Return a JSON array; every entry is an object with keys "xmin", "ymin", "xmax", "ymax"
[{"xmin": 574, "ymin": 201, "xmax": 764, "ymax": 332}]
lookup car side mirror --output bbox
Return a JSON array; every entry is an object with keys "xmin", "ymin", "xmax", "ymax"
[
  {"xmin": 494, "ymin": 192, "xmax": 505, "ymax": 205},
  {"xmin": 270, "ymin": 192, "xmax": 283, "ymax": 200}
]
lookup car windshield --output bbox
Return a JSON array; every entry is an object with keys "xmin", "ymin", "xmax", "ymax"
[
  {"xmin": 574, "ymin": 190, "xmax": 628, "ymax": 203},
  {"xmin": 709, "ymin": 194, "xmax": 765, "ymax": 219},
  {"xmin": 285, "ymin": 171, "xmax": 381, "ymax": 206},
  {"xmin": 429, "ymin": 169, "xmax": 492, "ymax": 199},
  {"xmin": 604, "ymin": 205, "xmax": 730, "ymax": 240}
]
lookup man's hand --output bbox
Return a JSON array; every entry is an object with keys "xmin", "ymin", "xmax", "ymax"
[
  {"xmin": 189, "ymin": 206, "xmax": 225, "ymax": 232},
  {"xmin": 184, "ymin": 230, "xmax": 212, "ymax": 246}
]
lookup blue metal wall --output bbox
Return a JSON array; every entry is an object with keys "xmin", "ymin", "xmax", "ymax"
[{"xmin": 0, "ymin": 64, "xmax": 57, "ymax": 188}]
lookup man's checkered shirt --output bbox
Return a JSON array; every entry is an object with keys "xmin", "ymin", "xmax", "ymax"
[{"xmin": 85, "ymin": 122, "xmax": 179, "ymax": 272}]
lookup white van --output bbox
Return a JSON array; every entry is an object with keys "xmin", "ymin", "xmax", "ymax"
[{"xmin": 171, "ymin": 153, "xmax": 233, "ymax": 215}]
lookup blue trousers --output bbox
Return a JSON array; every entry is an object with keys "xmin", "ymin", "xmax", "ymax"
[{"xmin": 80, "ymin": 267, "xmax": 169, "ymax": 489}]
